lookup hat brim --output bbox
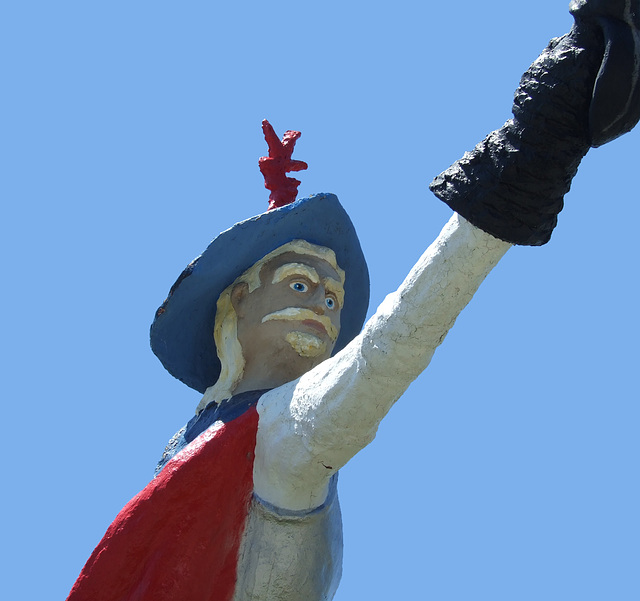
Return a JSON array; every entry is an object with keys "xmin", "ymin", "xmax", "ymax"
[{"xmin": 150, "ymin": 193, "xmax": 370, "ymax": 393}]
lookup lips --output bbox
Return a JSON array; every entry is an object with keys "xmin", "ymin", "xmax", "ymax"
[{"xmin": 301, "ymin": 319, "xmax": 328, "ymax": 336}]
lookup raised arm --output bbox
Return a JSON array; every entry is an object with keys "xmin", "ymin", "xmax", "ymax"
[
  {"xmin": 255, "ymin": 215, "xmax": 510, "ymax": 510},
  {"xmin": 253, "ymin": 0, "xmax": 640, "ymax": 513}
]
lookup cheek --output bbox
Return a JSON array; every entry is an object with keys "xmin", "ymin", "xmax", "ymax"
[
  {"xmin": 327, "ymin": 313, "xmax": 341, "ymax": 344},
  {"xmin": 263, "ymin": 285, "xmax": 298, "ymax": 310},
  {"xmin": 245, "ymin": 288, "xmax": 285, "ymax": 316}
]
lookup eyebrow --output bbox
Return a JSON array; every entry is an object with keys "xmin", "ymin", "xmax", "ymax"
[
  {"xmin": 272, "ymin": 263, "xmax": 320, "ymax": 285},
  {"xmin": 323, "ymin": 278, "xmax": 345, "ymax": 306},
  {"xmin": 272, "ymin": 263, "xmax": 345, "ymax": 307}
]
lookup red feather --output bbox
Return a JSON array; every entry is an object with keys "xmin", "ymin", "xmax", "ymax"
[{"xmin": 259, "ymin": 119, "xmax": 308, "ymax": 210}]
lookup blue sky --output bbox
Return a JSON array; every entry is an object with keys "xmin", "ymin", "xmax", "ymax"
[{"xmin": 3, "ymin": 2, "xmax": 639, "ymax": 599}]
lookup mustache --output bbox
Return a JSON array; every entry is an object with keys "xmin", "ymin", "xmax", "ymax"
[{"xmin": 261, "ymin": 308, "xmax": 338, "ymax": 342}]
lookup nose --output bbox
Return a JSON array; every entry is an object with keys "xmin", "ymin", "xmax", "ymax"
[{"xmin": 308, "ymin": 285, "xmax": 327, "ymax": 315}]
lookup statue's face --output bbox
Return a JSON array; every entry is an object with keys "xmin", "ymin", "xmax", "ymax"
[{"xmin": 231, "ymin": 251, "xmax": 344, "ymax": 385}]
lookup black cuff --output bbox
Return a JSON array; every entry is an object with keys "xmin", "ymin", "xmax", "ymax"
[{"xmin": 430, "ymin": 27, "xmax": 601, "ymax": 246}]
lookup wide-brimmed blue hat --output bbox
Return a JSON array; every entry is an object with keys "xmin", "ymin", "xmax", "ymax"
[{"xmin": 150, "ymin": 193, "xmax": 369, "ymax": 393}]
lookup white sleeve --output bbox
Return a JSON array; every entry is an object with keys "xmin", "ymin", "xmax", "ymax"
[{"xmin": 253, "ymin": 214, "xmax": 512, "ymax": 511}]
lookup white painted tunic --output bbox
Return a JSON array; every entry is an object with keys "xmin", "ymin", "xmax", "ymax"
[{"xmin": 234, "ymin": 214, "xmax": 511, "ymax": 600}]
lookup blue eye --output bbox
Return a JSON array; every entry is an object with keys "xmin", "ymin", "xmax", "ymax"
[
  {"xmin": 290, "ymin": 281, "xmax": 308, "ymax": 293},
  {"xmin": 325, "ymin": 297, "xmax": 335, "ymax": 309}
]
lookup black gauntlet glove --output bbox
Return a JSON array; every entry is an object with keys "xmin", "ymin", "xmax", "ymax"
[{"xmin": 430, "ymin": 0, "xmax": 640, "ymax": 246}]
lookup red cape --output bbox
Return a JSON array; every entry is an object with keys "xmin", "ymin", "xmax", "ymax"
[{"xmin": 68, "ymin": 406, "xmax": 259, "ymax": 601}]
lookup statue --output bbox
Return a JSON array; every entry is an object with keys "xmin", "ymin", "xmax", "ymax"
[{"xmin": 67, "ymin": 2, "xmax": 640, "ymax": 600}]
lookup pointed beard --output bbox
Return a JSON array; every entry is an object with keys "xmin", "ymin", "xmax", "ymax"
[{"xmin": 285, "ymin": 331, "xmax": 328, "ymax": 358}]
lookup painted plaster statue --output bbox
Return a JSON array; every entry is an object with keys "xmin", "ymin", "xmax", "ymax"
[{"xmin": 68, "ymin": 2, "xmax": 640, "ymax": 600}]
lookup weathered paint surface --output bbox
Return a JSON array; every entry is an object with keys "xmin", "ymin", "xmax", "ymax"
[
  {"xmin": 431, "ymin": 1, "xmax": 640, "ymax": 246},
  {"xmin": 232, "ymin": 477, "xmax": 343, "ymax": 601},
  {"xmin": 68, "ymin": 215, "xmax": 511, "ymax": 601},
  {"xmin": 150, "ymin": 193, "xmax": 369, "ymax": 395},
  {"xmin": 254, "ymin": 214, "xmax": 511, "ymax": 512},
  {"xmin": 259, "ymin": 120, "xmax": 308, "ymax": 210},
  {"xmin": 67, "ymin": 407, "xmax": 259, "ymax": 601}
]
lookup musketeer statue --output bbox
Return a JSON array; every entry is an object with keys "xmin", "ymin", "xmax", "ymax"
[{"xmin": 68, "ymin": 2, "xmax": 640, "ymax": 599}]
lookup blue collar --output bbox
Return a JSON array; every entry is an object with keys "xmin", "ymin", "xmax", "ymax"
[{"xmin": 155, "ymin": 389, "xmax": 271, "ymax": 475}]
